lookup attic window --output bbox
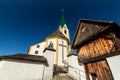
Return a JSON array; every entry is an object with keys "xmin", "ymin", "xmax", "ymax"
[{"xmin": 35, "ymin": 51, "xmax": 38, "ymax": 54}]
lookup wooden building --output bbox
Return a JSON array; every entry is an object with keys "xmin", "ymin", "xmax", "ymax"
[{"xmin": 72, "ymin": 19, "xmax": 120, "ymax": 80}]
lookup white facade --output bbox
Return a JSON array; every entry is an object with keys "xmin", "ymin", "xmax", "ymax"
[
  {"xmin": 28, "ymin": 37, "xmax": 69, "ymax": 66},
  {"xmin": 58, "ymin": 39, "xmax": 68, "ymax": 66},
  {"xmin": 0, "ymin": 60, "xmax": 44, "ymax": 80},
  {"xmin": 28, "ymin": 20, "xmax": 71, "ymax": 67},
  {"xmin": 46, "ymin": 38, "xmax": 57, "ymax": 49},
  {"xmin": 107, "ymin": 55, "xmax": 120, "ymax": 80},
  {"xmin": 43, "ymin": 48, "xmax": 55, "ymax": 80},
  {"xmin": 45, "ymin": 38, "xmax": 68, "ymax": 66},
  {"xmin": 45, "ymin": 38, "xmax": 57, "ymax": 64},
  {"xmin": 27, "ymin": 10, "xmax": 71, "ymax": 67},
  {"xmin": 28, "ymin": 42, "xmax": 46, "ymax": 56},
  {"xmin": 0, "ymin": 48, "xmax": 55, "ymax": 80},
  {"xmin": 68, "ymin": 55, "xmax": 86, "ymax": 80}
]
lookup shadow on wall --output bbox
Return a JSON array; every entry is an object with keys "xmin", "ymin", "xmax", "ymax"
[{"xmin": 68, "ymin": 64, "xmax": 86, "ymax": 80}]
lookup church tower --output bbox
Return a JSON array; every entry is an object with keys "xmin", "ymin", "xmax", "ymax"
[
  {"xmin": 28, "ymin": 10, "xmax": 71, "ymax": 66},
  {"xmin": 59, "ymin": 9, "xmax": 70, "ymax": 41}
]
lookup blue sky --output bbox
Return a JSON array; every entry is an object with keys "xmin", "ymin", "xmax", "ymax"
[{"xmin": 0, "ymin": 0, "xmax": 120, "ymax": 55}]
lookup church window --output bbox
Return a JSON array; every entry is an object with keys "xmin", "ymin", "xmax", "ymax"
[
  {"xmin": 36, "ymin": 45, "xmax": 40, "ymax": 48},
  {"xmin": 64, "ymin": 30, "xmax": 67, "ymax": 34},
  {"xmin": 35, "ymin": 51, "xmax": 38, "ymax": 54}
]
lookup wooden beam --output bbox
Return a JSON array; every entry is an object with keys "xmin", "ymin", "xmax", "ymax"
[{"xmin": 79, "ymin": 50, "xmax": 120, "ymax": 64}]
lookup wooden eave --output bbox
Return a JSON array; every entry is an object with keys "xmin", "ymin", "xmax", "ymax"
[
  {"xmin": 0, "ymin": 54, "xmax": 47, "ymax": 64},
  {"xmin": 72, "ymin": 26, "xmax": 110, "ymax": 49},
  {"xmin": 80, "ymin": 50, "xmax": 120, "ymax": 64},
  {"xmin": 72, "ymin": 19, "xmax": 119, "ymax": 49},
  {"xmin": 67, "ymin": 53, "xmax": 77, "ymax": 57},
  {"xmin": 72, "ymin": 19, "xmax": 81, "ymax": 49}
]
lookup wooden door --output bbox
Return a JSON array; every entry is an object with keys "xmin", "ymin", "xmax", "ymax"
[{"xmin": 86, "ymin": 60, "xmax": 113, "ymax": 80}]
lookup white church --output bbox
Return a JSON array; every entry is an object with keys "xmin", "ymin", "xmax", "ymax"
[{"xmin": 27, "ymin": 10, "xmax": 71, "ymax": 66}]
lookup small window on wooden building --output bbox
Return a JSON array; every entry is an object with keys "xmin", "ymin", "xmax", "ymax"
[
  {"xmin": 36, "ymin": 45, "xmax": 40, "ymax": 48},
  {"xmin": 35, "ymin": 51, "xmax": 38, "ymax": 54}
]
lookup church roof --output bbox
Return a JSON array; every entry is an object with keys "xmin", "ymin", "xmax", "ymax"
[
  {"xmin": 0, "ymin": 54, "xmax": 47, "ymax": 63},
  {"xmin": 60, "ymin": 9, "xmax": 66, "ymax": 27},
  {"xmin": 47, "ymin": 30, "xmax": 67, "ymax": 39},
  {"xmin": 67, "ymin": 51, "xmax": 77, "ymax": 57}
]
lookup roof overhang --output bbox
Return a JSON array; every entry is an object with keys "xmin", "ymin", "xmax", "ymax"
[
  {"xmin": 0, "ymin": 54, "xmax": 47, "ymax": 64},
  {"xmin": 72, "ymin": 19, "xmax": 120, "ymax": 49},
  {"xmin": 78, "ymin": 50, "xmax": 120, "ymax": 64}
]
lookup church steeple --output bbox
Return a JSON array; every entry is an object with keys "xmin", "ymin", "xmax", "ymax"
[
  {"xmin": 60, "ymin": 9, "xmax": 66, "ymax": 27},
  {"xmin": 58, "ymin": 9, "xmax": 70, "ymax": 42}
]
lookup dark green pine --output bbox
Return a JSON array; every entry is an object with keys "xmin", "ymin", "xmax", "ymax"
[{"xmin": 60, "ymin": 9, "xmax": 66, "ymax": 27}]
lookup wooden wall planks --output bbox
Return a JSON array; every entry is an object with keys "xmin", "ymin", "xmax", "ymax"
[
  {"xmin": 78, "ymin": 37, "xmax": 114, "ymax": 60},
  {"xmin": 86, "ymin": 60, "xmax": 113, "ymax": 80}
]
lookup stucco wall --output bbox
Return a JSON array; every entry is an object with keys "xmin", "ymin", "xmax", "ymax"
[
  {"xmin": 43, "ymin": 49, "xmax": 55, "ymax": 80},
  {"xmin": 68, "ymin": 55, "xmax": 86, "ymax": 80},
  {"xmin": 58, "ymin": 39, "xmax": 68, "ymax": 66},
  {"xmin": 29, "ymin": 42, "xmax": 46, "ymax": 56},
  {"xmin": 46, "ymin": 39, "xmax": 57, "ymax": 49},
  {"xmin": 107, "ymin": 55, "xmax": 120, "ymax": 80},
  {"xmin": 46, "ymin": 38, "xmax": 68, "ymax": 66},
  {"xmin": 0, "ymin": 60, "xmax": 44, "ymax": 80},
  {"xmin": 46, "ymin": 38, "xmax": 57, "ymax": 64}
]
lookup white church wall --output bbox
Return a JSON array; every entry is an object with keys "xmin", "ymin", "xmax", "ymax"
[
  {"xmin": 58, "ymin": 39, "xmax": 68, "ymax": 66},
  {"xmin": 0, "ymin": 60, "xmax": 44, "ymax": 80},
  {"xmin": 43, "ymin": 49, "xmax": 55, "ymax": 80},
  {"xmin": 107, "ymin": 55, "xmax": 120, "ymax": 80},
  {"xmin": 29, "ymin": 42, "xmax": 46, "ymax": 56},
  {"xmin": 46, "ymin": 38, "xmax": 57, "ymax": 49},
  {"xmin": 46, "ymin": 38, "xmax": 57, "ymax": 64},
  {"xmin": 68, "ymin": 55, "xmax": 86, "ymax": 80}
]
